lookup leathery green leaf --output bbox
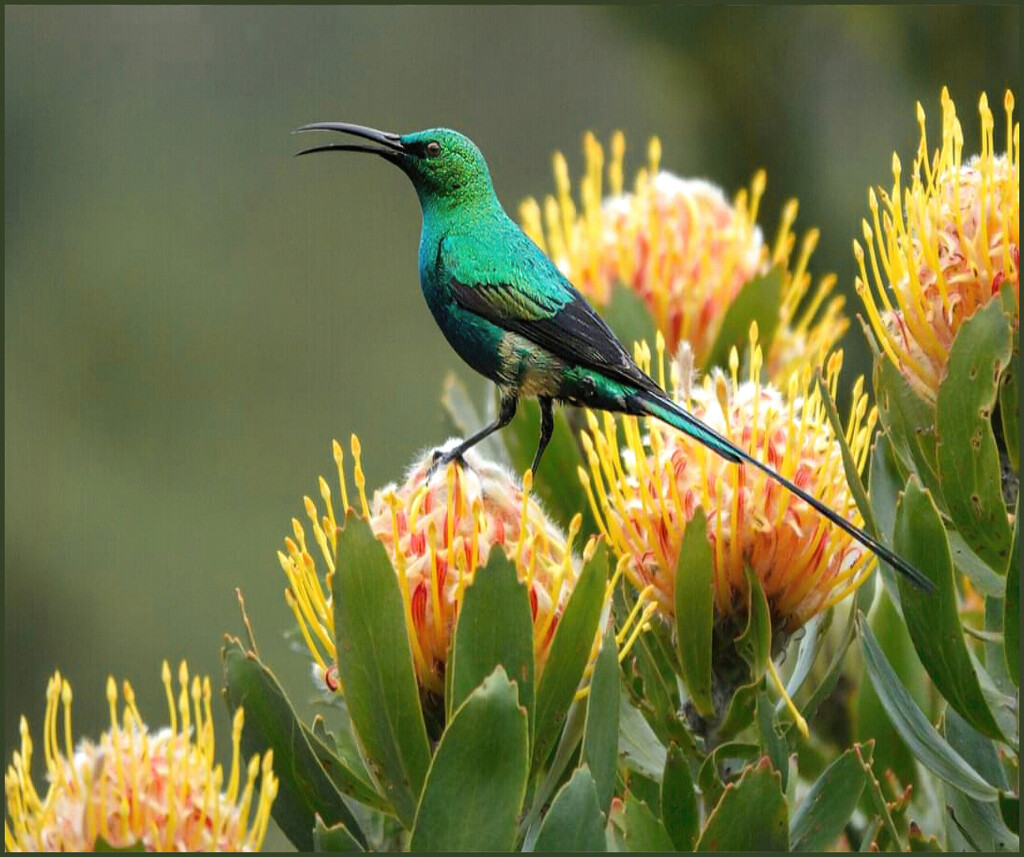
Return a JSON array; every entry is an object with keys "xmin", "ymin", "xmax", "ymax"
[
  {"xmin": 674, "ymin": 508, "xmax": 715, "ymax": 716},
  {"xmin": 855, "ymin": 589, "xmax": 927, "ymax": 792},
  {"xmin": 874, "ymin": 357, "xmax": 943, "ymax": 506},
  {"xmin": 221, "ymin": 640, "xmax": 366, "ymax": 851},
  {"xmin": 703, "ymin": 267, "xmax": 783, "ymax": 372},
  {"xmin": 331, "ymin": 512, "xmax": 430, "ymax": 828},
  {"xmin": 533, "ymin": 540, "xmax": 608, "ymax": 769},
  {"xmin": 895, "ymin": 477, "xmax": 1005, "ymax": 740},
  {"xmin": 998, "ymin": 311, "xmax": 1018, "ymax": 471},
  {"xmin": 582, "ymin": 630, "xmax": 620, "ymax": 814},
  {"xmin": 448, "ymin": 548, "xmax": 534, "ymax": 728},
  {"xmin": 622, "ymin": 793, "xmax": 675, "ymax": 852},
  {"xmin": 410, "ymin": 667, "xmax": 529, "ymax": 851},
  {"xmin": 1005, "ymin": 504, "xmax": 1019, "ymax": 684},
  {"xmin": 618, "ymin": 690, "xmax": 668, "ymax": 780},
  {"xmin": 942, "ymin": 708, "xmax": 1018, "ymax": 852},
  {"xmin": 737, "ymin": 565, "xmax": 771, "ymax": 679},
  {"xmin": 533, "ymin": 766, "xmax": 607, "ymax": 852},
  {"xmin": 756, "ymin": 691, "xmax": 789, "ymax": 791},
  {"xmin": 936, "ymin": 297, "xmax": 1013, "ymax": 570},
  {"xmin": 697, "ymin": 758, "xmax": 789, "ymax": 851},
  {"xmin": 661, "ymin": 743, "xmax": 699, "ymax": 852},
  {"xmin": 789, "ymin": 747, "xmax": 867, "ymax": 852},
  {"xmin": 313, "ymin": 817, "xmax": 365, "ymax": 853},
  {"xmin": 857, "ymin": 614, "xmax": 998, "ymax": 801}
]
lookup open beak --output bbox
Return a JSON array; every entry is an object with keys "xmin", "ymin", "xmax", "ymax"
[{"xmin": 294, "ymin": 122, "xmax": 408, "ymax": 161}]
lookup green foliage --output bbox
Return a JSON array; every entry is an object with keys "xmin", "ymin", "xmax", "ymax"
[
  {"xmin": 702, "ymin": 268, "xmax": 783, "ymax": 372},
  {"xmin": 935, "ymin": 297, "xmax": 1014, "ymax": 571},
  {"xmin": 533, "ymin": 767, "xmax": 608, "ymax": 852},
  {"xmin": 410, "ymin": 668, "xmax": 529, "ymax": 851},
  {"xmin": 674, "ymin": 508, "xmax": 715, "ymax": 716},
  {"xmin": 696, "ymin": 758, "xmax": 789, "ymax": 851}
]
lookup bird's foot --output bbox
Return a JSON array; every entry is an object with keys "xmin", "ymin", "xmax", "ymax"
[{"xmin": 425, "ymin": 446, "xmax": 472, "ymax": 481}]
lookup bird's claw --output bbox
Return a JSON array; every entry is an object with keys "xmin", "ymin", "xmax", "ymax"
[{"xmin": 425, "ymin": 446, "xmax": 472, "ymax": 481}]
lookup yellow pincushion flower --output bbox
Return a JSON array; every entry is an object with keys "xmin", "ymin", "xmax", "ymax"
[
  {"xmin": 580, "ymin": 329, "xmax": 876, "ymax": 633},
  {"xmin": 519, "ymin": 132, "xmax": 847, "ymax": 381},
  {"xmin": 5, "ymin": 663, "xmax": 277, "ymax": 852},
  {"xmin": 280, "ymin": 438, "xmax": 628, "ymax": 698},
  {"xmin": 856, "ymin": 88, "xmax": 1019, "ymax": 401}
]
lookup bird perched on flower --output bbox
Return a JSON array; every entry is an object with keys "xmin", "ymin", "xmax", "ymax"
[{"xmin": 294, "ymin": 122, "xmax": 933, "ymax": 592}]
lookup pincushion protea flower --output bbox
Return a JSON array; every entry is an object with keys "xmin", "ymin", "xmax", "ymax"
[
  {"xmin": 4, "ymin": 663, "xmax": 277, "ymax": 852},
  {"xmin": 580, "ymin": 328, "xmax": 876, "ymax": 633},
  {"xmin": 280, "ymin": 437, "xmax": 628, "ymax": 699},
  {"xmin": 519, "ymin": 132, "xmax": 847, "ymax": 381},
  {"xmin": 856, "ymin": 88, "xmax": 1019, "ymax": 402}
]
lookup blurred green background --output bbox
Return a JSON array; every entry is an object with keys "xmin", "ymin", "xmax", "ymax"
[{"xmin": 4, "ymin": 5, "xmax": 1017, "ymax": 844}]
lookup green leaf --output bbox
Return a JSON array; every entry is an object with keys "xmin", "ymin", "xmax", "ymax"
[
  {"xmin": 674, "ymin": 508, "xmax": 715, "ymax": 716},
  {"xmin": 313, "ymin": 817, "xmax": 365, "ymax": 852},
  {"xmin": 855, "ymin": 589, "xmax": 927, "ymax": 791},
  {"xmin": 789, "ymin": 747, "xmax": 867, "ymax": 852},
  {"xmin": 696, "ymin": 742, "xmax": 761, "ymax": 810},
  {"xmin": 936, "ymin": 297, "xmax": 1014, "ymax": 570},
  {"xmin": 582, "ymin": 630, "xmax": 620, "ymax": 814},
  {"xmin": 856, "ymin": 614, "xmax": 999, "ymax": 801},
  {"xmin": 331, "ymin": 512, "xmax": 430, "ymax": 828},
  {"xmin": 703, "ymin": 267, "xmax": 783, "ymax": 372},
  {"xmin": 696, "ymin": 758, "xmax": 789, "ymax": 851},
  {"xmin": 737, "ymin": 565, "xmax": 771, "ymax": 679},
  {"xmin": 777, "ymin": 611, "xmax": 826, "ymax": 720},
  {"xmin": 756, "ymin": 692, "xmax": 789, "ymax": 791},
  {"xmin": 661, "ymin": 743, "xmax": 699, "ymax": 852},
  {"xmin": 618, "ymin": 690, "xmax": 668, "ymax": 780},
  {"xmin": 503, "ymin": 397, "xmax": 591, "ymax": 532},
  {"xmin": 300, "ymin": 722, "xmax": 391, "ymax": 812},
  {"xmin": 816, "ymin": 370, "xmax": 878, "ymax": 536},
  {"xmin": 410, "ymin": 667, "xmax": 529, "ymax": 851},
  {"xmin": 998, "ymin": 316, "xmax": 1019, "ymax": 471},
  {"xmin": 942, "ymin": 708, "xmax": 1019, "ymax": 852},
  {"xmin": 533, "ymin": 766, "xmax": 608, "ymax": 852},
  {"xmin": 440, "ymin": 372, "xmax": 509, "ymax": 465},
  {"xmin": 1005, "ymin": 511, "xmax": 1019, "ymax": 684},
  {"xmin": 894, "ymin": 477, "xmax": 1005, "ymax": 740},
  {"xmin": 949, "ymin": 530, "xmax": 1008, "ymax": 596},
  {"xmin": 622, "ymin": 793, "xmax": 675, "ymax": 852},
  {"xmin": 221, "ymin": 640, "xmax": 367, "ymax": 851},
  {"xmin": 533, "ymin": 541, "xmax": 608, "ymax": 769},
  {"xmin": 874, "ymin": 357, "xmax": 944, "ymax": 507},
  {"xmin": 448, "ymin": 548, "xmax": 534, "ymax": 728},
  {"xmin": 603, "ymin": 282, "xmax": 659, "ymax": 358}
]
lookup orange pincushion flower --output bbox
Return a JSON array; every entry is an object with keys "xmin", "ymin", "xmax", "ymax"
[
  {"xmin": 520, "ymin": 133, "xmax": 847, "ymax": 381},
  {"xmin": 279, "ymin": 437, "xmax": 613, "ymax": 698},
  {"xmin": 580, "ymin": 329, "xmax": 876, "ymax": 632},
  {"xmin": 856, "ymin": 88, "xmax": 1019, "ymax": 401},
  {"xmin": 4, "ymin": 664, "xmax": 277, "ymax": 852}
]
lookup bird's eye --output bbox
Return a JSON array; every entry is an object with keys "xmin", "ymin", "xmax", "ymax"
[{"xmin": 425, "ymin": 141, "xmax": 441, "ymax": 157}]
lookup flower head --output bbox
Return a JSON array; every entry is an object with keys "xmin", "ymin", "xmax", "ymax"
[
  {"xmin": 580, "ymin": 329, "xmax": 876, "ymax": 633},
  {"xmin": 856, "ymin": 88, "xmax": 1019, "ymax": 401},
  {"xmin": 5, "ymin": 663, "xmax": 277, "ymax": 852},
  {"xmin": 280, "ymin": 438, "xmax": 616, "ymax": 698},
  {"xmin": 520, "ymin": 132, "xmax": 847, "ymax": 380}
]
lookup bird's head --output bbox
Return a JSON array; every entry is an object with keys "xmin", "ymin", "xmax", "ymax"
[{"xmin": 295, "ymin": 123, "xmax": 495, "ymax": 209}]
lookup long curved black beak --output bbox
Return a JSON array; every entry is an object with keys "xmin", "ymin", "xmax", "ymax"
[{"xmin": 293, "ymin": 122, "xmax": 409, "ymax": 162}]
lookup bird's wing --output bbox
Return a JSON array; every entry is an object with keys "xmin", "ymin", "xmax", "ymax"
[{"xmin": 441, "ymin": 231, "xmax": 657, "ymax": 393}]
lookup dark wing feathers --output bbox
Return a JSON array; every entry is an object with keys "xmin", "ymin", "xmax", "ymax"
[{"xmin": 450, "ymin": 275, "xmax": 657, "ymax": 394}]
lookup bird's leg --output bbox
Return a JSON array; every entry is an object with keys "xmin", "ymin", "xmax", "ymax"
[
  {"xmin": 531, "ymin": 396, "xmax": 554, "ymax": 475},
  {"xmin": 427, "ymin": 392, "xmax": 518, "ymax": 478}
]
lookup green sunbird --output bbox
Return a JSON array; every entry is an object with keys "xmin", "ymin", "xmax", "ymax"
[{"xmin": 296, "ymin": 122, "xmax": 934, "ymax": 593}]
